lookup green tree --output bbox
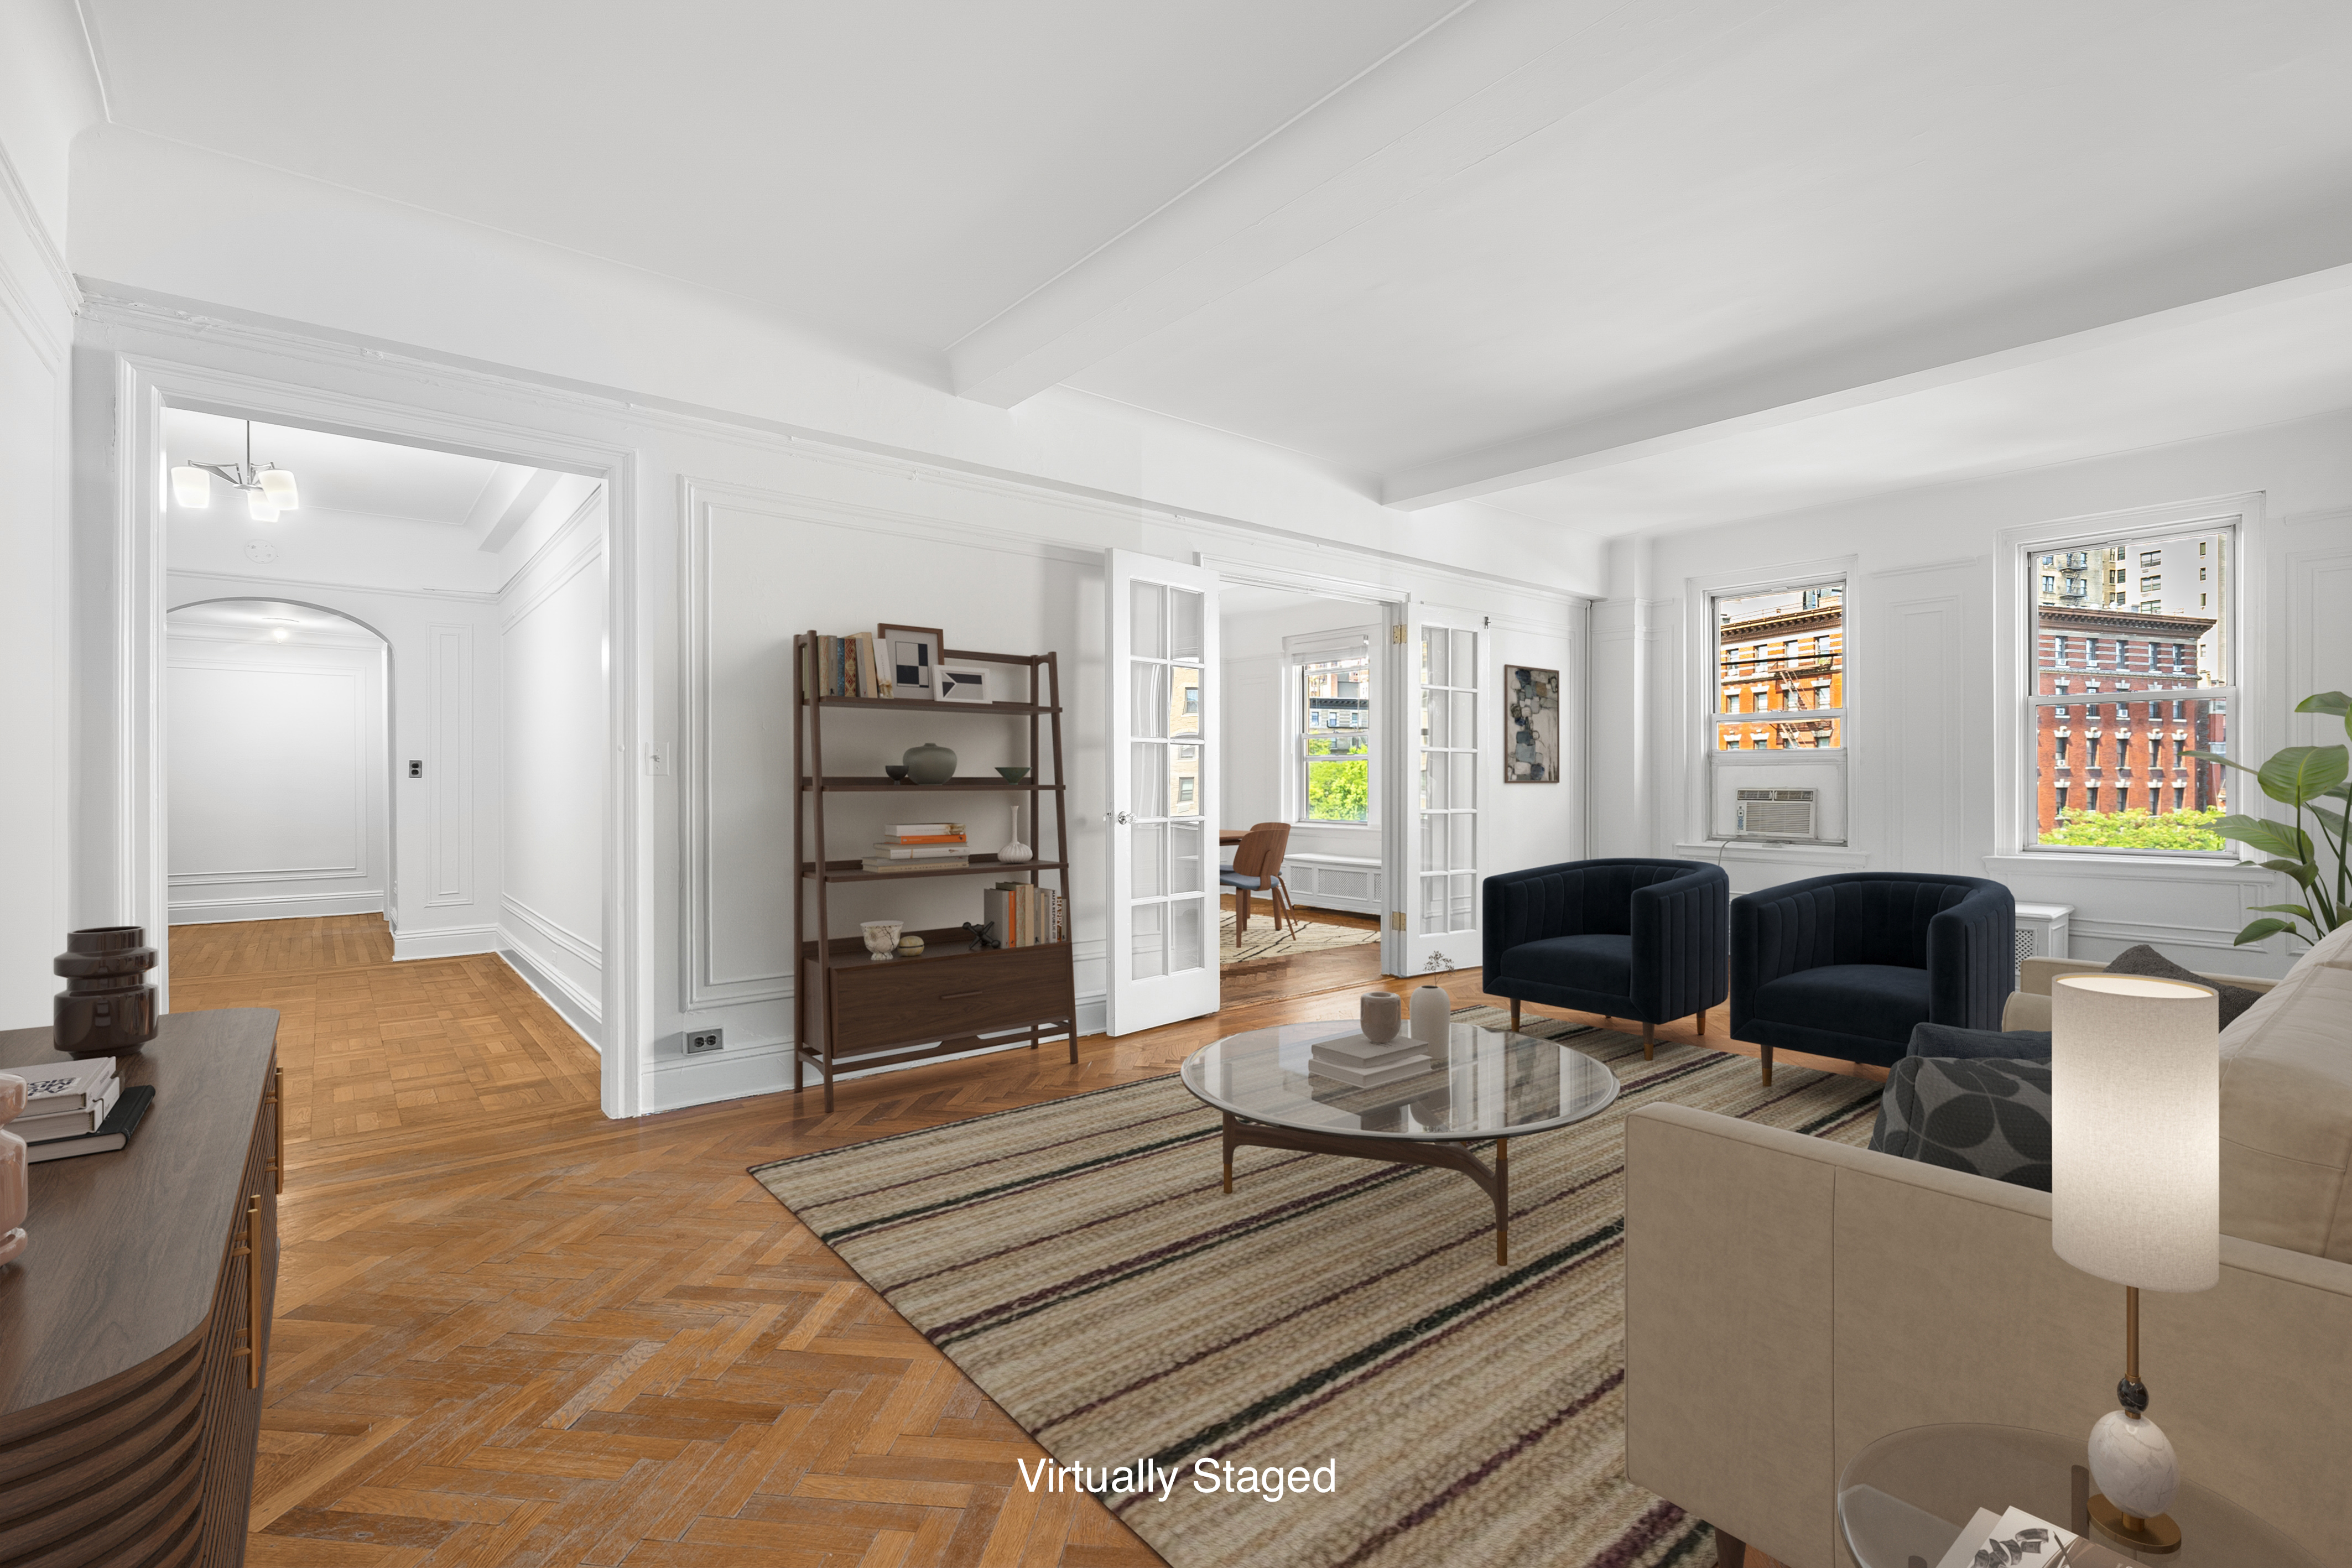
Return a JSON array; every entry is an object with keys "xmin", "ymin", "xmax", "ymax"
[
  {"xmin": 2037, "ymin": 806, "xmax": 2227, "ymax": 851},
  {"xmin": 1306, "ymin": 759, "xmax": 1369, "ymax": 822}
]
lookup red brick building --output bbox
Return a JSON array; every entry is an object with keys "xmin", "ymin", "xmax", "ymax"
[
  {"xmin": 2033, "ymin": 606, "xmax": 2225, "ymax": 831},
  {"xmin": 1715, "ymin": 604, "xmax": 1843, "ymax": 750}
]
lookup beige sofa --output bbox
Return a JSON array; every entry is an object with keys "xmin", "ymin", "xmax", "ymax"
[{"xmin": 1626, "ymin": 922, "xmax": 2352, "ymax": 1567}]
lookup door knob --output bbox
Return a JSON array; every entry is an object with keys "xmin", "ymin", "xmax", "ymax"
[{"xmin": 1115, "ymin": 810, "xmax": 1131, "ymax": 825}]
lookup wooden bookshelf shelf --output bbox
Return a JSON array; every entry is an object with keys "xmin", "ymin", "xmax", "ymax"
[{"xmin": 792, "ymin": 636, "xmax": 1074, "ymax": 1109}]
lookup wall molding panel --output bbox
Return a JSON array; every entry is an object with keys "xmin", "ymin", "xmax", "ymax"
[{"xmin": 426, "ymin": 622, "xmax": 473, "ymax": 906}]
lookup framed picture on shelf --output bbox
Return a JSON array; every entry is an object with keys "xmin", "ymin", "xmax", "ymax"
[
  {"xmin": 1503, "ymin": 664, "xmax": 1560, "ymax": 782},
  {"xmin": 938, "ymin": 666, "xmax": 990, "ymax": 704},
  {"xmin": 877, "ymin": 623, "xmax": 945, "ymax": 700}
]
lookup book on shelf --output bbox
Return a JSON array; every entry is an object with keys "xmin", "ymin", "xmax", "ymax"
[
  {"xmin": 887, "ymin": 824, "xmax": 962, "ymax": 838},
  {"xmin": 870, "ymin": 844, "xmax": 966, "ymax": 859},
  {"xmin": 858, "ymin": 856, "xmax": 970, "ymax": 873},
  {"xmin": 25, "ymin": 1083, "xmax": 155, "ymax": 1163},
  {"xmin": 984, "ymin": 883, "xmax": 1066, "ymax": 947},
  {"xmin": 803, "ymin": 632, "xmax": 890, "ymax": 699},
  {"xmin": 6, "ymin": 1056, "xmax": 116, "ymax": 1114}
]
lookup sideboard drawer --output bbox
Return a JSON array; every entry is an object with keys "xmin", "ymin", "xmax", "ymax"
[{"xmin": 829, "ymin": 944, "xmax": 1073, "ymax": 1051}]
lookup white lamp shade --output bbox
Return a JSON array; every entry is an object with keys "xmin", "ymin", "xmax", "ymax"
[
  {"xmin": 171, "ymin": 465, "xmax": 211, "ymax": 508},
  {"xmin": 2051, "ymin": 974, "xmax": 2220, "ymax": 1293},
  {"xmin": 247, "ymin": 490, "xmax": 280, "ymax": 523},
  {"xmin": 257, "ymin": 467, "xmax": 299, "ymax": 509}
]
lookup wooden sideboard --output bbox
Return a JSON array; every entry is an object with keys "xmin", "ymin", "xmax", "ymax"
[{"xmin": 0, "ymin": 1010, "xmax": 282, "ymax": 1568}]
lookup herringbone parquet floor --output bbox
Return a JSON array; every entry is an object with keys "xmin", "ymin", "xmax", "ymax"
[{"xmin": 171, "ymin": 914, "xmax": 1813, "ymax": 1568}]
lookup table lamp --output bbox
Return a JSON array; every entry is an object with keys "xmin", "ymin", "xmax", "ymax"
[{"xmin": 2050, "ymin": 973, "xmax": 2220, "ymax": 1555}]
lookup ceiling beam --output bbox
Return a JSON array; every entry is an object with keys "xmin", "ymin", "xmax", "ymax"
[
  {"xmin": 1381, "ymin": 245, "xmax": 2352, "ymax": 509},
  {"xmin": 948, "ymin": 0, "xmax": 1778, "ymax": 409}
]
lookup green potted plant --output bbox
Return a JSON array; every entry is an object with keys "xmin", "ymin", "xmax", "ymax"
[{"xmin": 2189, "ymin": 691, "xmax": 2350, "ymax": 947}]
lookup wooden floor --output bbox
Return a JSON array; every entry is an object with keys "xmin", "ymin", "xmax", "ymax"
[
  {"xmin": 173, "ymin": 914, "xmax": 1833, "ymax": 1568},
  {"xmin": 1215, "ymin": 899, "xmax": 1383, "ymax": 1009}
]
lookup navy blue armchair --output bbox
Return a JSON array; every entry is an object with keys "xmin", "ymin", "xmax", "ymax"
[
  {"xmin": 1730, "ymin": 872, "xmax": 2014, "ymax": 1085},
  {"xmin": 1482, "ymin": 858, "xmax": 1729, "ymax": 1060}
]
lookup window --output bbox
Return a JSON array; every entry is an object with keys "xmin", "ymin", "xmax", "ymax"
[
  {"xmin": 2021, "ymin": 520, "xmax": 2234, "ymax": 852},
  {"xmin": 1707, "ymin": 576, "xmax": 1846, "ymax": 836},
  {"xmin": 1297, "ymin": 652, "xmax": 1371, "ymax": 824}
]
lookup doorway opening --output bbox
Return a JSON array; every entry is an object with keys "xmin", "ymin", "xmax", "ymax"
[
  {"xmin": 159, "ymin": 405, "xmax": 609, "ymax": 1048},
  {"xmin": 1217, "ymin": 585, "xmax": 1390, "ymax": 1008}
]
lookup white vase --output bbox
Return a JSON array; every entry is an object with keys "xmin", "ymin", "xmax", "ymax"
[
  {"xmin": 860, "ymin": 920, "xmax": 903, "ymax": 960},
  {"xmin": 998, "ymin": 801, "xmax": 1033, "ymax": 863},
  {"xmin": 1411, "ymin": 985, "xmax": 1452, "ymax": 1052}
]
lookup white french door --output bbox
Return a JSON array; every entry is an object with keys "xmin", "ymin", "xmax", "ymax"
[
  {"xmin": 1386, "ymin": 607, "xmax": 1482, "ymax": 975},
  {"xmin": 1105, "ymin": 550, "xmax": 1221, "ymax": 1034}
]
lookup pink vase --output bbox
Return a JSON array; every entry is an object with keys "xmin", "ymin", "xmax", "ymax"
[{"xmin": 0, "ymin": 1071, "xmax": 27, "ymax": 1268}]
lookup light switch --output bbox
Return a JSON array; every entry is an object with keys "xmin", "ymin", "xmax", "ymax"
[{"xmin": 645, "ymin": 742, "xmax": 672, "ymax": 777}]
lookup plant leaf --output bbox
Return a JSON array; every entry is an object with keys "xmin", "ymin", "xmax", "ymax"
[
  {"xmin": 2259, "ymin": 856, "xmax": 2318, "ymax": 887},
  {"xmin": 2215, "ymin": 814, "xmax": 2309, "ymax": 859},
  {"xmin": 2294, "ymin": 691, "xmax": 2351, "ymax": 718},
  {"xmin": 2313, "ymin": 803, "xmax": 2350, "ymax": 841},
  {"xmin": 2257, "ymin": 744, "xmax": 2351, "ymax": 806},
  {"xmin": 2182, "ymin": 749, "xmax": 2253, "ymax": 774},
  {"xmin": 2249, "ymin": 902, "xmax": 2314, "ymax": 920},
  {"xmin": 2233, "ymin": 917, "xmax": 2297, "ymax": 945}
]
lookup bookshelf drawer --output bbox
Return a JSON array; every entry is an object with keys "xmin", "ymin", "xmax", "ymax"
[{"xmin": 829, "ymin": 944, "xmax": 1073, "ymax": 1050}]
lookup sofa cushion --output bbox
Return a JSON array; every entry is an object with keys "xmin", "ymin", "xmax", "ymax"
[
  {"xmin": 1907, "ymin": 1022, "xmax": 2051, "ymax": 1061},
  {"xmin": 2219, "ymin": 958, "xmax": 2352, "ymax": 1263},
  {"xmin": 1752, "ymin": 963, "xmax": 1932, "ymax": 1046},
  {"xmin": 1498, "ymin": 933, "xmax": 1632, "ymax": 997},
  {"xmin": 2106, "ymin": 942, "xmax": 2262, "ymax": 1027},
  {"xmin": 1870, "ymin": 1057, "xmax": 2053, "ymax": 1191}
]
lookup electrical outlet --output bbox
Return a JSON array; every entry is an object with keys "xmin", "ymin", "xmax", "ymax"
[
  {"xmin": 407, "ymin": 759, "xmax": 424, "ymax": 778},
  {"xmin": 685, "ymin": 1028, "xmax": 724, "ymax": 1054}
]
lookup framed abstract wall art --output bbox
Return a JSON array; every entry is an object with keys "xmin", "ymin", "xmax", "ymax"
[
  {"xmin": 1504, "ymin": 664, "xmax": 1560, "ymax": 782},
  {"xmin": 877, "ymin": 623, "xmax": 944, "ymax": 700}
]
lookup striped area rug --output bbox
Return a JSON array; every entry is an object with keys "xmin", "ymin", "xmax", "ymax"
[{"xmin": 751, "ymin": 1008, "xmax": 1882, "ymax": 1568}]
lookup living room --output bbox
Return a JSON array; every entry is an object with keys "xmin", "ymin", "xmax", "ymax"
[{"xmin": 3, "ymin": 4, "xmax": 2350, "ymax": 1567}]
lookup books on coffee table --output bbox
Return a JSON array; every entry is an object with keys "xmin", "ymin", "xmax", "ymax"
[{"xmin": 1307, "ymin": 1030, "xmax": 1434, "ymax": 1088}]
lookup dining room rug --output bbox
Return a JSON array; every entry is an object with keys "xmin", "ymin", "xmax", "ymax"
[
  {"xmin": 1219, "ymin": 907, "xmax": 1381, "ymax": 965},
  {"xmin": 750, "ymin": 1008, "xmax": 1883, "ymax": 1568}
]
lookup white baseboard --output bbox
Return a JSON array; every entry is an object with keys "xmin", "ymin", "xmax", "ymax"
[
  {"xmin": 498, "ymin": 941, "xmax": 601, "ymax": 1049},
  {"xmin": 167, "ymin": 888, "xmax": 385, "ymax": 924},
  {"xmin": 392, "ymin": 924, "xmax": 502, "ymax": 961}
]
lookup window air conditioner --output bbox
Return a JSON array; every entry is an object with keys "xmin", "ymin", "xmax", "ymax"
[{"xmin": 1734, "ymin": 788, "xmax": 1818, "ymax": 839}]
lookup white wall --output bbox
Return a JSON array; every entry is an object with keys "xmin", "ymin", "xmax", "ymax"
[
  {"xmin": 165, "ymin": 624, "xmax": 388, "ymax": 923},
  {"xmin": 1593, "ymin": 411, "xmax": 2352, "ymax": 978},
  {"xmin": 498, "ymin": 488, "xmax": 606, "ymax": 1042},
  {"xmin": 0, "ymin": 0, "xmax": 97, "ymax": 1026}
]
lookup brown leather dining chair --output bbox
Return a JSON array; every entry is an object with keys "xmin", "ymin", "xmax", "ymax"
[{"xmin": 1221, "ymin": 822, "xmax": 1300, "ymax": 937}]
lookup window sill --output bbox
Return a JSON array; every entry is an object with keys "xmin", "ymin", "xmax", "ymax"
[
  {"xmin": 1981, "ymin": 851, "xmax": 2268, "ymax": 880},
  {"xmin": 1673, "ymin": 840, "xmax": 1869, "ymax": 869},
  {"xmin": 1292, "ymin": 820, "xmax": 1380, "ymax": 834}
]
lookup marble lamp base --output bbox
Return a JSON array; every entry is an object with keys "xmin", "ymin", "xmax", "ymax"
[{"xmin": 2086, "ymin": 1408, "xmax": 2183, "ymax": 1554}]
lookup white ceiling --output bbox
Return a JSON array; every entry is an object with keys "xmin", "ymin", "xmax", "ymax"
[
  {"xmin": 87, "ymin": 1, "xmax": 2352, "ymax": 535},
  {"xmin": 164, "ymin": 409, "xmax": 503, "ymax": 525}
]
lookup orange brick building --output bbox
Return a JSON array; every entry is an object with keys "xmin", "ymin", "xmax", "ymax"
[
  {"xmin": 2032, "ymin": 605, "xmax": 2225, "ymax": 829},
  {"xmin": 1715, "ymin": 604, "xmax": 1843, "ymax": 749}
]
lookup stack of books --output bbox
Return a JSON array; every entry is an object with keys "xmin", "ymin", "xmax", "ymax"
[
  {"xmin": 862, "ymin": 823, "xmax": 969, "ymax": 873},
  {"xmin": 984, "ymin": 882, "xmax": 1066, "ymax": 946},
  {"xmin": 1305, "ymin": 1030, "xmax": 1433, "ymax": 1089},
  {"xmin": 805, "ymin": 632, "xmax": 887, "ymax": 699},
  {"xmin": 5, "ymin": 1057, "xmax": 156, "ymax": 1162}
]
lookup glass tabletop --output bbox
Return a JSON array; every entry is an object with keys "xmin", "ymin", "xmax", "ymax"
[
  {"xmin": 1178, "ymin": 1019, "xmax": 1619, "ymax": 1142},
  {"xmin": 1838, "ymin": 1423, "xmax": 2320, "ymax": 1568}
]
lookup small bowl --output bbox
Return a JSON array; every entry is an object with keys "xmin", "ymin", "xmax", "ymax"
[
  {"xmin": 884, "ymin": 765, "xmax": 910, "ymax": 783},
  {"xmin": 995, "ymin": 765, "xmax": 1032, "ymax": 781}
]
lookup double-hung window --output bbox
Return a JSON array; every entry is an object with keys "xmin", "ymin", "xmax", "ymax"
[
  {"xmin": 1297, "ymin": 650, "xmax": 1373, "ymax": 824},
  {"xmin": 1710, "ymin": 580, "xmax": 1845, "ymax": 754},
  {"xmin": 2022, "ymin": 520, "xmax": 2235, "ymax": 852}
]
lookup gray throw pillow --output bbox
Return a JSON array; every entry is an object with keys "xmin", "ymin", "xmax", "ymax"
[
  {"xmin": 2104, "ymin": 943, "xmax": 2261, "ymax": 1028},
  {"xmin": 1869, "ymin": 1057, "xmax": 2052, "ymax": 1192},
  {"xmin": 1907, "ymin": 1022, "xmax": 2051, "ymax": 1061}
]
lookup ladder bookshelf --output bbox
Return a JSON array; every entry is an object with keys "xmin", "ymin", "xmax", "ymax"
[{"xmin": 792, "ymin": 635, "xmax": 1075, "ymax": 1110}]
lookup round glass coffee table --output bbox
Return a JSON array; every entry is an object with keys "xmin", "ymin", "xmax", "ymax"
[
  {"xmin": 1837, "ymin": 1423, "xmax": 2320, "ymax": 1567},
  {"xmin": 1178, "ymin": 1018, "xmax": 1619, "ymax": 1264}
]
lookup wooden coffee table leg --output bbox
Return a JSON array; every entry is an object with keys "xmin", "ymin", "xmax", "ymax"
[
  {"xmin": 1222, "ymin": 1111, "xmax": 1235, "ymax": 1194},
  {"xmin": 1495, "ymin": 1136, "xmax": 1509, "ymax": 1265}
]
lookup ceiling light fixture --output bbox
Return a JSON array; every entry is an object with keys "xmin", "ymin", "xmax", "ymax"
[{"xmin": 172, "ymin": 420, "xmax": 300, "ymax": 519}]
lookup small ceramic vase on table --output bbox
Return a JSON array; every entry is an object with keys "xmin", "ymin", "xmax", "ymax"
[
  {"xmin": 0, "ymin": 1072, "xmax": 28, "ymax": 1268},
  {"xmin": 1411, "ymin": 985, "xmax": 1453, "ymax": 1054},
  {"xmin": 54, "ymin": 926, "xmax": 159, "ymax": 1057},
  {"xmin": 861, "ymin": 921, "xmax": 903, "ymax": 960},
  {"xmin": 1359, "ymin": 991, "xmax": 1401, "ymax": 1044}
]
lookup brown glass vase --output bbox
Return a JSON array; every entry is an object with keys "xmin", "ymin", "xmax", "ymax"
[{"xmin": 54, "ymin": 926, "xmax": 159, "ymax": 1057}]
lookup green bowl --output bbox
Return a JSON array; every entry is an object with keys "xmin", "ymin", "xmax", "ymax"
[{"xmin": 995, "ymin": 765, "xmax": 1032, "ymax": 781}]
